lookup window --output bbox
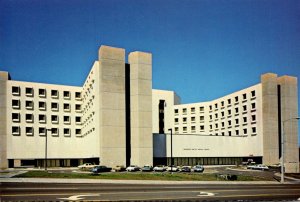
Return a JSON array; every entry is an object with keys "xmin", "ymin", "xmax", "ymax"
[
  {"xmin": 26, "ymin": 114, "xmax": 33, "ymax": 123},
  {"xmin": 12, "ymin": 99, "xmax": 20, "ymax": 109},
  {"xmin": 183, "ymin": 117, "xmax": 187, "ymax": 123},
  {"xmin": 252, "ymin": 115, "xmax": 256, "ymax": 122},
  {"xmin": 12, "ymin": 113, "xmax": 20, "ymax": 122},
  {"xmin": 200, "ymin": 106, "xmax": 204, "ymax": 112},
  {"xmin": 243, "ymin": 105, "xmax": 247, "ymax": 111},
  {"xmin": 63, "ymin": 91, "xmax": 70, "ymax": 99},
  {"xmin": 75, "ymin": 116, "xmax": 81, "ymax": 124},
  {"xmin": 64, "ymin": 116, "xmax": 70, "ymax": 124},
  {"xmin": 51, "ymin": 90, "xmax": 59, "ymax": 98},
  {"xmin": 221, "ymin": 122, "xmax": 225, "ymax": 127},
  {"xmin": 222, "ymin": 132, "xmax": 225, "ymax": 136},
  {"xmin": 252, "ymin": 127, "xmax": 256, "ymax": 133},
  {"xmin": 39, "ymin": 127, "xmax": 46, "ymax": 136},
  {"xmin": 75, "ymin": 104, "xmax": 81, "ymax": 112},
  {"xmin": 251, "ymin": 102, "xmax": 256, "ymax": 109},
  {"xmin": 236, "ymin": 130, "xmax": 239, "ymax": 135},
  {"xmin": 64, "ymin": 128, "xmax": 71, "ymax": 136},
  {"xmin": 51, "ymin": 115, "xmax": 59, "ymax": 124},
  {"xmin": 174, "ymin": 118, "xmax": 179, "ymax": 123},
  {"xmin": 191, "ymin": 117, "xmax": 195, "ymax": 122},
  {"xmin": 228, "ymin": 120, "xmax": 232, "ymax": 126},
  {"xmin": 12, "ymin": 126, "xmax": 20, "ymax": 135},
  {"xmin": 215, "ymin": 123, "xmax": 218, "ymax": 128},
  {"xmin": 39, "ymin": 114, "xmax": 46, "ymax": 123},
  {"xmin": 243, "ymin": 93, "xmax": 247, "ymax": 100},
  {"xmin": 200, "ymin": 125, "xmax": 204, "ymax": 130},
  {"xmin": 191, "ymin": 107, "xmax": 195, "ymax": 113},
  {"xmin": 251, "ymin": 90, "xmax": 256, "ymax": 97},
  {"xmin": 25, "ymin": 100, "xmax": 34, "ymax": 110},
  {"xmin": 51, "ymin": 128, "xmax": 59, "ymax": 136},
  {"xmin": 51, "ymin": 102, "xmax": 59, "ymax": 111},
  {"xmin": 175, "ymin": 127, "xmax": 179, "ymax": 132},
  {"xmin": 235, "ymin": 119, "xmax": 239, "ymax": 125},
  {"xmin": 228, "ymin": 99, "xmax": 231, "ymax": 105},
  {"xmin": 191, "ymin": 126, "xmax": 196, "ymax": 131},
  {"xmin": 26, "ymin": 127, "xmax": 33, "ymax": 136},
  {"xmin": 209, "ymin": 105, "xmax": 212, "ymax": 110},
  {"xmin": 210, "ymin": 125, "xmax": 212, "ymax": 130},
  {"xmin": 221, "ymin": 101, "xmax": 224, "ymax": 107},
  {"xmin": 75, "ymin": 92, "xmax": 81, "ymax": 100},
  {"xmin": 228, "ymin": 131, "xmax": 232, "ymax": 136},
  {"xmin": 64, "ymin": 103, "xmax": 70, "ymax": 112},
  {"xmin": 174, "ymin": 109, "xmax": 179, "ymax": 114},
  {"xmin": 221, "ymin": 111, "xmax": 225, "ymax": 117},
  {"xmin": 25, "ymin": 87, "xmax": 34, "ymax": 97},
  {"xmin": 235, "ymin": 107, "xmax": 239, "ymax": 114},
  {"xmin": 243, "ymin": 117, "xmax": 247, "ymax": 123},
  {"xmin": 182, "ymin": 108, "xmax": 187, "ymax": 114},
  {"xmin": 183, "ymin": 127, "xmax": 187, "ymax": 133},
  {"xmin": 215, "ymin": 103, "xmax": 218, "ymax": 109},
  {"xmin": 76, "ymin": 129, "xmax": 82, "ymax": 136},
  {"xmin": 228, "ymin": 109, "xmax": 231, "ymax": 115},
  {"xmin": 200, "ymin": 116, "xmax": 204, "ymax": 121},
  {"xmin": 235, "ymin": 96, "xmax": 238, "ymax": 103},
  {"xmin": 209, "ymin": 115, "xmax": 212, "ymax": 120},
  {"xmin": 243, "ymin": 128, "xmax": 247, "ymax": 135},
  {"xmin": 39, "ymin": 89, "xmax": 46, "ymax": 97},
  {"xmin": 12, "ymin": 86, "xmax": 20, "ymax": 96},
  {"xmin": 39, "ymin": 101, "xmax": 46, "ymax": 110},
  {"xmin": 215, "ymin": 113, "xmax": 218, "ymax": 119}
]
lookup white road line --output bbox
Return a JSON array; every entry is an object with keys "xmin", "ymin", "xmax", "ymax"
[{"xmin": 5, "ymin": 187, "xmax": 78, "ymax": 190}]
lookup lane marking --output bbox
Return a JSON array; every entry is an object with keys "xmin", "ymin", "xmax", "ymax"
[
  {"xmin": 58, "ymin": 194, "xmax": 100, "ymax": 200},
  {"xmin": 198, "ymin": 191, "xmax": 215, "ymax": 196},
  {"xmin": 6, "ymin": 187, "xmax": 78, "ymax": 190}
]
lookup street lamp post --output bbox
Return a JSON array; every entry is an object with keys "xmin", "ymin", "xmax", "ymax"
[
  {"xmin": 168, "ymin": 128, "xmax": 173, "ymax": 172},
  {"xmin": 45, "ymin": 129, "xmax": 51, "ymax": 171},
  {"xmin": 281, "ymin": 117, "xmax": 300, "ymax": 183}
]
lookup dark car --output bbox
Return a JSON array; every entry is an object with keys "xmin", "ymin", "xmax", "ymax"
[
  {"xmin": 142, "ymin": 165, "xmax": 153, "ymax": 172},
  {"xmin": 91, "ymin": 166, "xmax": 112, "ymax": 173},
  {"xmin": 180, "ymin": 166, "xmax": 191, "ymax": 172}
]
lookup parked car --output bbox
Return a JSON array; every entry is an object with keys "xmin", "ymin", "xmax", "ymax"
[
  {"xmin": 193, "ymin": 165, "xmax": 204, "ymax": 173},
  {"xmin": 142, "ymin": 165, "xmax": 153, "ymax": 172},
  {"xmin": 114, "ymin": 165, "xmax": 126, "ymax": 172},
  {"xmin": 247, "ymin": 164, "xmax": 269, "ymax": 171},
  {"xmin": 180, "ymin": 166, "xmax": 191, "ymax": 172},
  {"xmin": 153, "ymin": 165, "xmax": 167, "ymax": 172},
  {"xmin": 91, "ymin": 165, "xmax": 112, "ymax": 173},
  {"xmin": 78, "ymin": 163, "xmax": 96, "ymax": 169},
  {"xmin": 167, "ymin": 165, "xmax": 180, "ymax": 172},
  {"xmin": 126, "ymin": 165, "xmax": 140, "ymax": 172}
]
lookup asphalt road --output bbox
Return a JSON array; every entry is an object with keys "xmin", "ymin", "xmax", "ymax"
[{"xmin": 1, "ymin": 182, "xmax": 300, "ymax": 201}]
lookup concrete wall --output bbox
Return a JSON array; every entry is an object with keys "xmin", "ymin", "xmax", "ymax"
[
  {"xmin": 277, "ymin": 75, "xmax": 299, "ymax": 173},
  {"xmin": 98, "ymin": 46, "xmax": 126, "ymax": 167},
  {"xmin": 0, "ymin": 72, "xmax": 8, "ymax": 169},
  {"xmin": 129, "ymin": 51, "xmax": 153, "ymax": 166}
]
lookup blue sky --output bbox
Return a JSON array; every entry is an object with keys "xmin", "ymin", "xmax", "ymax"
[{"xmin": 1, "ymin": 0, "xmax": 300, "ymax": 141}]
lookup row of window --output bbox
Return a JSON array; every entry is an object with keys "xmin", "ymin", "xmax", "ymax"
[
  {"xmin": 12, "ymin": 100, "xmax": 82, "ymax": 112},
  {"xmin": 12, "ymin": 126, "xmax": 82, "ymax": 136},
  {"xmin": 174, "ymin": 91, "xmax": 256, "ymax": 115},
  {"xmin": 175, "ymin": 113, "xmax": 257, "ymax": 125},
  {"xmin": 174, "ymin": 126, "xmax": 257, "ymax": 136},
  {"xmin": 12, "ymin": 86, "xmax": 82, "ymax": 100},
  {"xmin": 12, "ymin": 113, "xmax": 81, "ymax": 124}
]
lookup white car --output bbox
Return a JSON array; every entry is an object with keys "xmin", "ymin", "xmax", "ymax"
[
  {"xmin": 126, "ymin": 165, "xmax": 140, "ymax": 172},
  {"xmin": 78, "ymin": 163, "xmax": 96, "ymax": 169},
  {"xmin": 153, "ymin": 165, "xmax": 167, "ymax": 172},
  {"xmin": 167, "ymin": 165, "xmax": 179, "ymax": 172},
  {"xmin": 247, "ymin": 164, "xmax": 269, "ymax": 171}
]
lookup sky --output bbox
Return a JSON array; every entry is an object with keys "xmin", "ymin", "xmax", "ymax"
[{"xmin": 1, "ymin": 0, "xmax": 300, "ymax": 141}]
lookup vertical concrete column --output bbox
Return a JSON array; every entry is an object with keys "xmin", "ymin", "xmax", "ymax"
[
  {"xmin": 277, "ymin": 75, "xmax": 299, "ymax": 173},
  {"xmin": 0, "ymin": 72, "xmax": 8, "ymax": 169},
  {"xmin": 98, "ymin": 46, "xmax": 126, "ymax": 167},
  {"xmin": 261, "ymin": 73, "xmax": 279, "ymax": 165},
  {"xmin": 129, "ymin": 51, "xmax": 153, "ymax": 166}
]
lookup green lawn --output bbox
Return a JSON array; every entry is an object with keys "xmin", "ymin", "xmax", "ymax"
[{"xmin": 14, "ymin": 171, "xmax": 270, "ymax": 181}]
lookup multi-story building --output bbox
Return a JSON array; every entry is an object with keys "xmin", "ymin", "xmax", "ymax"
[{"xmin": 0, "ymin": 45, "xmax": 299, "ymax": 173}]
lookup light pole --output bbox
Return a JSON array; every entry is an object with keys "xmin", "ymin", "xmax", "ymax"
[
  {"xmin": 281, "ymin": 117, "xmax": 300, "ymax": 183},
  {"xmin": 45, "ymin": 128, "xmax": 51, "ymax": 171},
  {"xmin": 168, "ymin": 128, "xmax": 173, "ymax": 172}
]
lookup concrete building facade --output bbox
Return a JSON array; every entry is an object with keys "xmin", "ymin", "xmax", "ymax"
[{"xmin": 0, "ymin": 45, "xmax": 299, "ymax": 173}]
